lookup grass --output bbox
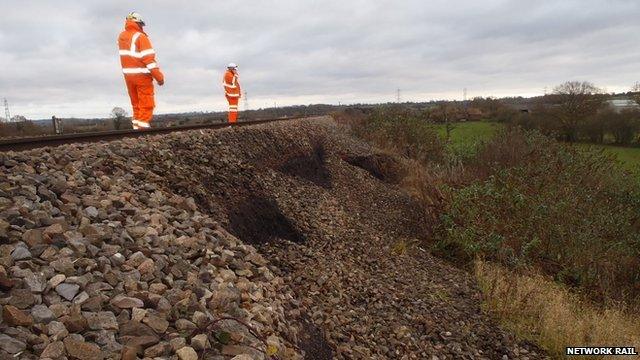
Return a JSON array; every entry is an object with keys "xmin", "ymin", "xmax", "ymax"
[
  {"xmin": 435, "ymin": 122, "xmax": 640, "ymax": 177},
  {"xmin": 476, "ymin": 260, "xmax": 640, "ymax": 359},
  {"xmin": 433, "ymin": 121, "xmax": 502, "ymax": 152},
  {"xmin": 574, "ymin": 143, "xmax": 640, "ymax": 175}
]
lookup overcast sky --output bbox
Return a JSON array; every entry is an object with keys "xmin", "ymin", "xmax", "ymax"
[{"xmin": 1, "ymin": 0, "xmax": 640, "ymax": 119}]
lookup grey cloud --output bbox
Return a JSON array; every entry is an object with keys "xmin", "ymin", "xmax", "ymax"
[{"xmin": 1, "ymin": 0, "xmax": 640, "ymax": 118}]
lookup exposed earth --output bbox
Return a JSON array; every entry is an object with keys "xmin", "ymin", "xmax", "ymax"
[{"xmin": 0, "ymin": 116, "xmax": 547, "ymax": 359}]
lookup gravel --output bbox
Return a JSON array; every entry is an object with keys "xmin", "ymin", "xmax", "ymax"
[{"xmin": 0, "ymin": 116, "xmax": 548, "ymax": 359}]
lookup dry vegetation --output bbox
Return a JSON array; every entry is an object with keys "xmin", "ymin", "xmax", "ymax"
[{"xmin": 476, "ymin": 261, "xmax": 640, "ymax": 359}]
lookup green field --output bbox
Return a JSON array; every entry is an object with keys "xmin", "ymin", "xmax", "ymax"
[
  {"xmin": 432, "ymin": 121, "xmax": 502, "ymax": 156},
  {"xmin": 577, "ymin": 144, "xmax": 640, "ymax": 174},
  {"xmin": 433, "ymin": 122, "xmax": 639, "ymax": 175}
]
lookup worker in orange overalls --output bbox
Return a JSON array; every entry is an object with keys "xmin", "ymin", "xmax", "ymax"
[
  {"xmin": 118, "ymin": 12, "xmax": 164, "ymax": 130},
  {"xmin": 222, "ymin": 63, "xmax": 241, "ymax": 123}
]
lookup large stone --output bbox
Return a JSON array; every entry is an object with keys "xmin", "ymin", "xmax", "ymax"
[
  {"xmin": 84, "ymin": 311, "xmax": 118, "ymax": 330},
  {"xmin": 131, "ymin": 307, "xmax": 147, "ymax": 322},
  {"xmin": 84, "ymin": 206, "xmax": 99, "ymax": 218},
  {"xmin": 9, "ymin": 288, "xmax": 35, "ymax": 309},
  {"xmin": 0, "ymin": 219, "xmax": 9, "ymax": 238},
  {"xmin": 22, "ymin": 229, "xmax": 44, "ymax": 247},
  {"xmin": 56, "ymin": 283, "xmax": 80, "ymax": 301},
  {"xmin": 170, "ymin": 337, "xmax": 186, "ymax": 352},
  {"xmin": 120, "ymin": 344, "xmax": 138, "ymax": 360},
  {"xmin": 41, "ymin": 341, "xmax": 65, "ymax": 358},
  {"xmin": 63, "ymin": 336, "xmax": 104, "ymax": 360},
  {"xmin": 138, "ymin": 258, "xmax": 155, "ymax": 275},
  {"xmin": 48, "ymin": 321, "xmax": 69, "ymax": 340},
  {"xmin": 231, "ymin": 355, "xmax": 253, "ymax": 360},
  {"xmin": 48, "ymin": 274, "xmax": 66, "ymax": 288},
  {"xmin": 111, "ymin": 294, "xmax": 144, "ymax": 309},
  {"xmin": 24, "ymin": 271, "xmax": 47, "ymax": 293},
  {"xmin": 3, "ymin": 304, "xmax": 33, "ymax": 326},
  {"xmin": 92, "ymin": 329, "xmax": 122, "ymax": 352},
  {"xmin": 51, "ymin": 258, "xmax": 75, "ymax": 275},
  {"xmin": 120, "ymin": 321, "xmax": 158, "ymax": 338},
  {"xmin": 142, "ymin": 313, "xmax": 169, "ymax": 334},
  {"xmin": 144, "ymin": 342, "xmax": 171, "ymax": 357},
  {"xmin": 176, "ymin": 346, "xmax": 198, "ymax": 360},
  {"xmin": 0, "ymin": 272, "xmax": 15, "ymax": 291},
  {"xmin": 63, "ymin": 313, "xmax": 88, "ymax": 333},
  {"xmin": 192, "ymin": 311, "xmax": 210, "ymax": 328},
  {"xmin": 11, "ymin": 246, "xmax": 31, "ymax": 261},
  {"xmin": 31, "ymin": 304, "xmax": 55, "ymax": 324},
  {"xmin": 175, "ymin": 318, "xmax": 197, "ymax": 332},
  {"xmin": 0, "ymin": 334, "xmax": 26, "ymax": 354},
  {"xmin": 43, "ymin": 223, "xmax": 65, "ymax": 237},
  {"xmin": 191, "ymin": 333, "xmax": 209, "ymax": 351}
]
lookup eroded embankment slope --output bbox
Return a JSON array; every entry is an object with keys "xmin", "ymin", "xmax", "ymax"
[
  {"xmin": 0, "ymin": 116, "xmax": 546, "ymax": 360},
  {"xmin": 136, "ymin": 116, "xmax": 547, "ymax": 359}
]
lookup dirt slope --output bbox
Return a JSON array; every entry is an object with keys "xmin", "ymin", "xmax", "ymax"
[
  {"xmin": 0, "ymin": 116, "xmax": 547, "ymax": 359},
  {"xmin": 136, "ymin": 116, "xmax": 548, "ymax": 359}
]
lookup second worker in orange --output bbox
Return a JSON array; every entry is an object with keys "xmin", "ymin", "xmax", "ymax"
[{"xmin": 223, "ymin": 63, "xmax": 241, "ymax": 123}]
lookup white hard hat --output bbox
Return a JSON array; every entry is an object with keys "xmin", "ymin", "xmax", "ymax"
[
  {"xmin": 126, "ymin": 12, "xmax": 145, "ymax": 26},
  {"xmin": 227, "ymin": 62, "xmax": 238, "ymax": 69}
]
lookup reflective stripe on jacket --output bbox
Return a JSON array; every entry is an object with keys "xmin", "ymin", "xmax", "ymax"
[
  {"xmin": 118, "ymin": 20, "xmax": 164, "ymax": 83},
  {"xmin": 223, "ymin": 70, "xmax": 241, "ymax": 97}
]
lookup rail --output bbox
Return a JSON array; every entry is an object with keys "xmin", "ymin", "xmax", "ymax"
[{"xmin": 0, "ymin": 116, "xmax": 302, "ymax": 152}]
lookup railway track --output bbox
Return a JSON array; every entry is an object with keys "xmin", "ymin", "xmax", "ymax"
[{"xmin": 0, "ymin": 116, "xmax": 302, "ymax": 152}]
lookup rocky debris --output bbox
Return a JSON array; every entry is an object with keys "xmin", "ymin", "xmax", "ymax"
[
  {"xmin": 41, "ymin": 340, "xmax": 65, "ymax": 358},
  {"xmin": 176, "ymin": 346, "xmax": 198, "ymax": 360},
  {"xmin": 0, "ymin": 138, "xmax": 302, "ymax": 359},
  {"xmin": 3, "ymin": 304, "xmax": 33, "ymax": 326},
  {"xmin": 63, "ymin": 336, "xmax": 103, "ymax": 360},
  {"xmin": 55, "ymin": 283, "xmax": 80, "ymax": 301},
  {"xmin": 0, "ymin": 117, "xmax": 548, "ymax": 359},
  {"xmin": 110, "ymin": 294, "xmax": 144, "ymax": 309},
  {"xmin": 0, "ymin": 333, "xmax": 26, "ymax": 354},
  {"xmin": 138, "ymin": 117, "xmax": 549, "ymax": 359},
  {"xmin": 31, "ymin": 304, "xmax": 55, "ymax": 323}
]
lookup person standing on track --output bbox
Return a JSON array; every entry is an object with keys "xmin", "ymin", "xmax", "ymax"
[
  {"xmin": 222, "ymin": 63, "xmax": 241, "ymax": 123},
  {"xmin": 118, "ymin": 12, "xmax": 164, "ymax": 130}
]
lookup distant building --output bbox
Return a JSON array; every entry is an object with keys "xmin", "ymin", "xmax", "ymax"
[{"xmin": 606, "ymin": 99, "xmax": 639, "ymax": 113}]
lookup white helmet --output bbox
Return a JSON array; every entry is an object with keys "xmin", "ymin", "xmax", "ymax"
[
  {"xmin": 126, "ymin": 12, "xmax": 145, "ymax": 26},
  {"xmin": 227, "ymin": 62, "xmax": 238, "ymax": 69}
]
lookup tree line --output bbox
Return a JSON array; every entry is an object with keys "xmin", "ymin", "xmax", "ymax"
[{"xmin": 476, "ymin": 81, "xmax": 640, "ymax": 145}]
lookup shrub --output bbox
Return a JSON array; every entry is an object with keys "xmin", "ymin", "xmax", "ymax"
[
  {"xmin": 435, "ymin": 128, "xmax": 640, "ymax": 305},
  {"xmin": 340, "ymin": 106, "xmax": 445, "ymax": 163},
  {"xmin": 607, "ymin": 109, "xmax": 640, "ymax": 145}
]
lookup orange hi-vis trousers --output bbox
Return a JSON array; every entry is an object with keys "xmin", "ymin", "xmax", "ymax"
[
  {"xmin": 126, "ymin": 75, "xmax": 155, "ymax": 129},
  {"xmin": 226, "ymin": 96, "xmax": 239, "ymax": 123}
]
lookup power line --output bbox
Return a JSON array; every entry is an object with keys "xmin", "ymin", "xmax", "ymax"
[
  {"xmin": 244, "ymin": 91, "xmax": 249, "ymax": 111},
  {"xmin": 3, "ymin": 98, "xmax": 10, "ymax": 122},
  {"xmin": 396, "ymin": 88, "xmax": 401, "ymax": 103}
]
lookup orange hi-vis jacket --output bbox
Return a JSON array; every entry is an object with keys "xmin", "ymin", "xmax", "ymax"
[
  {"xmin": 118, "ymin": 20, "xmax": 164, "ymax": 84},
  {"xmin": 223, "ymin": 70, "xmax": 241, "ymax": 98}
]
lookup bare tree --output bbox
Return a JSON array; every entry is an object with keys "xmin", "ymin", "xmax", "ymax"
[
  {"xmin": 551, "ymin": 81, "xmax": 605, "ymax": 141},
  {"xmin": 630, "ymin": 82, "xmax": 640, "ymax": 107},
  {"xmin": 111, "ymin": 107, "xmax": 128, "ymax": 130}
]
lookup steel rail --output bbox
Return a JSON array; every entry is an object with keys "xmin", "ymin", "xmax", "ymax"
[{"xmin": 0, "ymin": 117, "xmax": 300, "ymax": 152}]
